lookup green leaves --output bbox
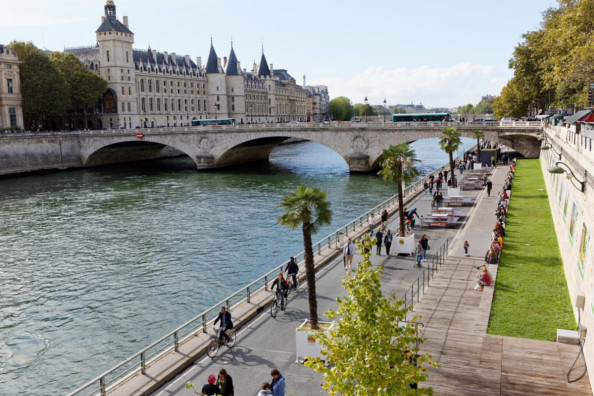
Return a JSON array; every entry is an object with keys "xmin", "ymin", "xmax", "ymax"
[
  {"xmin": 278, "ymin": 186, "xmax": 333, "ymax": 235},
  {"xmin": 328, "ymin": 96, "xmax": 354, "ymax": 121},
  {"xmin": 305, "ymin": 235, "xmax": 437, "ymax": 395}
]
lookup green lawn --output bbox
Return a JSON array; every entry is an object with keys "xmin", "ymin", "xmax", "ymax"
[{"xmin": 487, "ymin": 159, "xmax": 576, "ymax": 341}]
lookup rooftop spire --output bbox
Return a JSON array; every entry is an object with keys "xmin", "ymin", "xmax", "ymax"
[
  {"xmin": 206, "ymin": 41, "xmax": 219, "ymax": 74},
  {"xmin": 258, "ymin": 51, "xmax": 271, "ymax": 78}
]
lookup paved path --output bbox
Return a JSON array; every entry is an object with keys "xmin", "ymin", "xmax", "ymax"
[{"xmin": 154, "ymin": 164, "xmax": 591, "ymax": 395}]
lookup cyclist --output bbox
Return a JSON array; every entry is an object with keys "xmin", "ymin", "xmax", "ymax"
[
  {"xmin": 284, "ymin": 257, "xmax": 299, "ymax": 291},
  {"xmin": 213, "ymin": 306, "xmax": 233, "ymax": 344},
  {"xmin": 271, "ymin": 273, "xmax": 290, "ymax": 311}
]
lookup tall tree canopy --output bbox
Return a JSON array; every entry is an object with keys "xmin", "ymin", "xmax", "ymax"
[
  {"xmin": 328, "ymin": 96, "xmax": 354, "ymax": 121},
  {"xmin": 495, "ymin": 0, "xmax": 594, "ymax": 117}
]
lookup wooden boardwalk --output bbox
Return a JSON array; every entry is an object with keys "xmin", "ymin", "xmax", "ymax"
[{"xmin": 414, "ymin": 256, "xmax": 591, "ymax": 395}]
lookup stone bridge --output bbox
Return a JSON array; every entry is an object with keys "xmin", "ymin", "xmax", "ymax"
[{"xmin": 79, "ymin": 122, "xmax": 543, "ymax": 172}]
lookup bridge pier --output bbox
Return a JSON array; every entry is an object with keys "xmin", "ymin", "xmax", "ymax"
[{"xmin": 348, "ymin": 153, "xmax": 375, "ymax": 173}]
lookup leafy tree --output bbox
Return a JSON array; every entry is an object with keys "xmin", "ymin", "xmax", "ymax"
[
  {"xmin": 392, "ymin": 106, "xmax": 407, "ymax": 114},
  {"xmin": 378, "ymin": 144, "xmax": 419, "ymax": 237},
  {"xmin": 11, "ymin": 42, "xmax": 70, "ymax": 130},
  {"xmin": 51, "ymin": 52, "xmax": 107, "ymax": 127},
  {"xmin": 457, "ymin": 104, "xmax": 474, "ymax": 114},
  {"xmin": 305, "ymin": 235, "xmax": 437, "ymax": 395},
  {"xmin": 493, "ymin": 81, "xmax": 531, "ymax": 119},
  {"xmin": 328, "ymin": 96, "xmax": 354, "ymax": 121},
  {"xmin": 439, "ymin": 127, "xmax": 461, "ymax": 188},
  {"xmin": 473, "ymin": 129, "xmax": 485, "ymax": 160},
  {"xmin": 473, "ymin": 97, "xmax": 495, "ymax": 114},
  {"xmin": 278, "ymin": 186, "xmax": 332, "ymax": 329}
]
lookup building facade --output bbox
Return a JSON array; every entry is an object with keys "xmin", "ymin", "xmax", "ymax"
[
  {"xmin": 0, "ymin": 44, "xmax": 24, "ymax": 129},
  {"xmin": 66, "ymin": 0, "xmax": 316, "ymax": 129}
]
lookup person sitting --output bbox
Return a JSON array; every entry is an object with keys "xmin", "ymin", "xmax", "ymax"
[
  {"xmin": 475, "ymin": 265, "xmax": 492, "ymax": 291},
  {"xmin": 201, "ymin": 374, "xmax": 221, "ymax": 396}
]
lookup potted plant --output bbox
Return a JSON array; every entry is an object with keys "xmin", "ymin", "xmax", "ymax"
[
  {"xmin": 440, "ymin": 126, "xmax": 462, "ymax": 197},
  {"xmin": 378, "ymin": 143, "xmax": 419, "ymax": 255}
]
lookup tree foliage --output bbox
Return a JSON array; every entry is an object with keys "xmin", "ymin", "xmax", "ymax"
[
  {"xmin": 495, "ymin": 0, "xmax": 594, "ymax": 117},
  {"xmin": 305, "ymin": 235, "xmax": 437, "ymax": 395},
  {"xmin": 328, "ymin": 96, "xmax": 354, "ymax": 121},
  {"xmin": 278, "ymin": 186, "xmax": 332, "ymax": 329},
  {"xmin": 378, "ymin": 144, "xmax": 419, "ymax": 237},
  {"xmin": 11, "ymin": 42, "xmax": 70, "ymax": 129},
  {"xmin": 457, "ymin": 97, "xmax": 495, "ymax": 115},
  {"xmin": 439, "ymin": 127, "xmax": 461, "ymax": 188}
]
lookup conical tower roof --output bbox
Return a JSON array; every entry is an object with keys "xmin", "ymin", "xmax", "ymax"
[
  {"xmin": 206, "ymin": 43, "xmax": 220, "ymax": 74},
  {"xmin": 258, "ymin": 52, "xmax": 271, "ymax": 78},
  {"xmin": 226, "ymin": 47, "xmax": 240, "ymax": 76}
]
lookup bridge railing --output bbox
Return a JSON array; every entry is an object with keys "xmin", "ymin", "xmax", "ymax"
[{"xmin": 66, "ymin": 164, "xmax": 451, "ymax": 396}]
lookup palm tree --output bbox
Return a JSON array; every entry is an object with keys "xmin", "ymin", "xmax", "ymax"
[
  {"xmin": 278, "ymin": 186, "xmax": 332, "ymax": 329},
  {"xmin": 439, "ymin": 127, "xmax": 462, "ymax": 188},
  {"xmin": 473, "ymin": 129, "xmax": 485, "ymax": 161},
  {"xmin": 378, "ymin": 144, "xmax": 419, "ymax": 237}
]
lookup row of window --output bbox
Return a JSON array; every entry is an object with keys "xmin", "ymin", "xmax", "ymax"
[{"xmin": 139, "ymin": 98, "xmax": 209, "ymax": 113}]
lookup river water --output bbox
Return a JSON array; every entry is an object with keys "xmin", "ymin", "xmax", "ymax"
[{"xmin": 0, "ymin": 137, "xmax": 474, "ymax": 394}]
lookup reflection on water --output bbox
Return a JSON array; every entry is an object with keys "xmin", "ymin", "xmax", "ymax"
[{"xmin": 0, "ymin": 138, "xmax": 474, "ymax": 394}]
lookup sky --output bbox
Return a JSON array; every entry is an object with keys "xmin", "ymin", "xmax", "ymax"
[{"xmin": 1, "ymin": 0, "xmax": 557, "ymax": 108}]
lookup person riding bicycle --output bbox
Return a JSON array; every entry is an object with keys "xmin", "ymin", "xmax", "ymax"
[
  {"xmin": 213, "ymin": 306, "xmax": 233, "ymax": 343},
  {"xmin": 284, "ymin": 257, "xmax": 299, "ymax": 291},
  {"xmin": 271, "ymin": 273, "xmax": 290, "ymax": 311}
]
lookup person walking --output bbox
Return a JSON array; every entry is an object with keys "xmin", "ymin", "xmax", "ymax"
[
  {"xmin": 201, "ymin": 374, "xmax": 221, "ymax": 396},
  {"xmin": 375, "ymin": 228, "xmax": 384, "ymax": 255},
  {"xmin": 343, "ymin": 238, "xmax": 355, "ymax": 270},
  {"xmin": 384, "ymin": 229, "xmax": 393, "ymax": 256},
  {"xmin": 216, "ymin": 368, "xmax": 234, "ymax": 396},
  {"xmin": 381, "ymin": 209, "xmax": 389, "ymax": 227},
  {"xmin": 420, "ymin": 234, "xmax": 429, "ymax": 260},
  {"xmin": 270, "ymin": 369, "xmax": 286, "ymax": 396},
  {"xmin": 284, "ymin": 257, "xmax": 299, "ymax": 290},
  {"xmin": 464, "ymin": 240, "xmax": 470, "ymax": 257},
  {"xmin": 368, "ymin": 213, "xmax": 376, "ymax": 235},
  {"xmin": 486, "ymin": 179, "xmax": 493, "ymax": 197},
  {"xmin": 415, "ymin": 241, "xmax": 423, "ymax": 267}
]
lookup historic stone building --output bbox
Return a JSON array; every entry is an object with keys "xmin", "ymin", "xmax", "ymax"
[
  {"xmin": 0, "ymin": 44, "xmax": 24, "ymax": 129},
  {"xmin": 66, "ymin": 0, "xmax": 314, "ymax": 129}
]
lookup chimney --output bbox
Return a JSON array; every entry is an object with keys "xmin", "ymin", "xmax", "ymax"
[
  {"xmin": 270, "ymin": 63, "xmax": 274, "ymax": 75},
  {"xmin": 223, "ymin": 56, "xmax": 227, "ymax": 68},
  {"xmin": 184, "ymin": 55, "xmax": 190, "ymax": 65},
  {"xmin": 237, "ymin": 61, "xmax": 241, "ymax": 72},
  {"xmin": 217, "ymin": 57, "xmax": 222, "ymax": 69},
  {"xmin": 196, "ymin": 57, "xmax": 202, "ymax": 67},
  {"xmin": 171, "ymin": 52, "xmax": 176, "ymax": 64},
  {"xmin": 152, "ymin": 49, "xmax": 157, "ymax": 62},
  {"xmin": 303, "ymin": 74, "xmax": 306, "ymax": 87},
  {"xmin": 123, "ymin": 16, "xmax": 129, "ymax": 27},
  {"xmin": 101, "ymin": 16, "xmax": 106, "ymax": 22},
  {"xmin": 164, "ymin": 51, "xmax": 168, "ymax": 63}
]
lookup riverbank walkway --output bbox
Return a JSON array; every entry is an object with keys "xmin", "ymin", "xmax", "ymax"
[{"xmin": 153, "ymin": 164, "xmax": 590, "ymax": 395}]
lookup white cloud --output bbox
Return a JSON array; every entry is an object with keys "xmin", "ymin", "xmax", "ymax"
[
  {"xmin": 314, "ymin": 64, "xmax": 512, "ymax": 108},
  {"xmin": 2, "ymin": 0, "xmax": 94, "ymax": 27}
]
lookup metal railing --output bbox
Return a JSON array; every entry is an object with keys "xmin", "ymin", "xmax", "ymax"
[
  {"xmin": 66, "ymin": 166, "xmax": 451, "ymax": 396},
  {"xmin": 401, "ymin": 239, "xmax": 449, "ymax": 307}
]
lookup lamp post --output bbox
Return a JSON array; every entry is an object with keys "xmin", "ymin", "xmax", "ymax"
[
  {"xmin": 548, "ymin": 161, "xmax": 586, "ymax": 192},
  {"xmin": 383, "ymin": 99, "xmax": 387, "ymax": 123},
  {"xmin": 364, "ymin": 96, "xmax": 368, "ymax": 123},
  {"xmin": 249, "ymin": 105, "xmax": 252, "ymax": 124}
]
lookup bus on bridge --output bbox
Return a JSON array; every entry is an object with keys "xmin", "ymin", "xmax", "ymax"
[
  {"xmin": 392, "ymin": 113, "xmax": 450, "ymax": 122},
  {"xmin": 192, "ymin": 118, "xmax": 235, "ymax": 126}
]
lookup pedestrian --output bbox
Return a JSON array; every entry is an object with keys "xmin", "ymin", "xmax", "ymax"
[
  {"xmin": 486, "ymin": 180, "xmax": 493, "ymax": 197},
  {"xmin": 435, "ymin": 192, "xmax": 443, "ymax": 209},
  {"xmin": 375, "ymin": 228, "xmax": 384, "ymax": 255},
  {"xmin": 270, "ymin": 369, "xmax": 285, "ymax": 396},
  {"xmin": 284, "ymin": 257, "xmax": 299, "ymax": 290},
  {"xmin": 420, "ymin": 234, "xmax": 429, "ymax": 260},
  {"xmin": 368, "ymin": 213, "xmax": 376, "ymax": 235},
  {"xmin": 216, "ymin": 368, "xmax": 234, "ymax": 396},
  {"xmin": 415, "ymin": 241, "xmax": 423, "ymax": 267},
  {"xmin": 257, "ymin": 382, "xmax": 273, "ymax": 396},
  {"xmin": 381, "ymin": 209, "xmax": 389, "ymax": 227},
  {"xmin": 423, "ymin": 181, "xmax": 429, "ymax": 194},
  {"xmin": 384, "ymin": 229, "xmax": 393, "ymax": 256},
  {"xmin": 343, "ymin": 238, "xmax": 355, "ymax": 270},
  {"xmin": 444, "ymin": 170, "xmax": 448, "ymax": 183},
  {"xmin": 201, "ymin": 374, "xmax": 221, "ymax": 396},
  {"xmin": 464, "ymin": 240, "xmax": 470, "ymax": 256}
]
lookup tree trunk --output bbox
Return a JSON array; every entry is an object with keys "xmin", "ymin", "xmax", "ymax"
[
  {"xmin": 477, "ymin": 137, "xmax": 481, "ymax": 160},
  {"xmin": 398, "ymin": 164, "xmax": 406, "ymax": 237},
  {"xmin": 302, "ymin": 224, "xmax": 318, "ymax": 329},
  {"xmin": 449, "ymin": 152, "xmax": 456, "ymax": 188}
]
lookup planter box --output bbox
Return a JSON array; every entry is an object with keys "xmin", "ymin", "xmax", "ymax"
[
  {"xmin": 295, "ymin": 320, "xmax": 335, "ymax": 363},
  {"xmin": 447, "ymin": 187, "xmax": 461, "ymax": 197},
  {"xmin": 393, "ymin": 233, "xmax": 415, "ymax": 255}
]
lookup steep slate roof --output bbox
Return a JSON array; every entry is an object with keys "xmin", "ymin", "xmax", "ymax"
[
  {"xmin": 96, "ymin": 16, "xmax": 133, "ymax": 34},
  {"xmin": 206, "ymin": 44, "xmax": 220, "ymax": 74},
  {"xmin": 132, "ymin": 49, "xmax": 199, "ymax": 75},
  {"xmin": 258, "ymin": 53, "xmax": 271, "ymax": 77},
  {"xmin": 273, "ymin": 69, "xmax": 292, "ymax": 81},
  {"xmin": 226, "ymin": 47, "xmax": 240, "ymax": 76},
  {"xmin": 565, "ymin": 109, "xmax": 592, "ymax": 125}
]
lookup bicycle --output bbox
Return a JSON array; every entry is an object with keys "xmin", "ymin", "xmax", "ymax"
[
  {"xmin": 270, "ymin": 289, "xmax": 288, "ymax": 318},
  {"xmin": 206, "ymin": 326, "xmax": 236, "ymax": 358}
]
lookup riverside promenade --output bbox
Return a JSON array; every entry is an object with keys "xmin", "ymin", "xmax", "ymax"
[{"xmin": 153, "ymin": 164, "xmax": 591, "ymax": 395}]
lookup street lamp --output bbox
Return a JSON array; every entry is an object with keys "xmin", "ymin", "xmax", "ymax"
[
  {"xmin": 540, "ymin": 143, "xmax": 562, "ymax": 160},
  {"xmin": 249, "ymin": 105, "xmax": 252, "ymax": 124},
  {"xmin": 548, "ymin": 161, "xmax": 586, "ymax": 192},
  {"xmin": 364, "ymin": 96, "xmax": 368, "ymax": 123},
  {"xmin": 383, "ymin": 99, "xmax": 387, "ymax": 123}
]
